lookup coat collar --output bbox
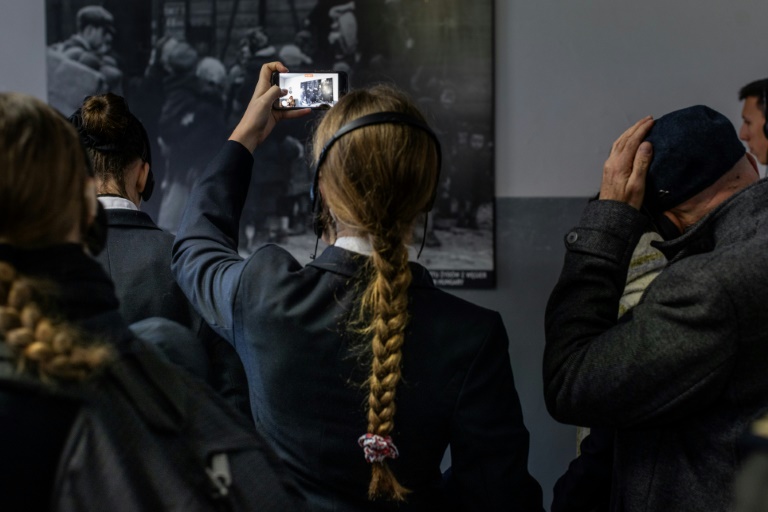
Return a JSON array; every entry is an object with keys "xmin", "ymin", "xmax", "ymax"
[
  {"xmin": 98, "ymin": 195, "xmax": 138, "ymax": 211},
  {"xmin": 654, "ymin": 178, "xmax": 768, "ymax": 261},
  {"xmin": 307, "ymin": 245, "xmax": 436, "ymax": 289},
  {"xmin": 104, "ymin": 209, "xmax": 163, "ymax": 231},
  {"xmin": 0, "ymin": 243, "xmax": 121, "ymax": 328}
]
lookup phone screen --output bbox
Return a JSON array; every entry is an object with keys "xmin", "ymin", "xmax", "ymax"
[{"xmin": 273, "ymin": 72, "xmax": 347, "ymax": 110}]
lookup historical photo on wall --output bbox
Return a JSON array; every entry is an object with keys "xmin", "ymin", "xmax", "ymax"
[{"xmin": 45, "ymin": 0, "xmax": 495, "ymax": 288}]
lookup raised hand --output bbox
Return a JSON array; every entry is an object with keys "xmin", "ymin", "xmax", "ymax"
[
  {"xmin": 599, "ymin": 116, "xmax": 655, "ymax": 210},
  {"xmin": 229, "ymin": 61, "xmax": 311, "ymax": 153}
]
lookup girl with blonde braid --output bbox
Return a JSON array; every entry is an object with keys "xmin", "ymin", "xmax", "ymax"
[
  {"xmin": 0, "ymin": 92, "xmax": 302, "ymax": 511},
  {"xmin": 173, "ymin": 62, "xmax": 543, "ymax": 511},
  {"xmin": 0, "ymin": 93, "xmax": 111, "ymax": 380},
  {"xmin": 0, "ymin": 91, "xmax": 117, "ymax": 508}
]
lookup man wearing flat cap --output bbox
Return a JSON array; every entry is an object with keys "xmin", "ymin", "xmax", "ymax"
[
  {"xmin": 51, "ymin": 5, "xmax": 122, "ymax": 93},
  {"xmin": 544, "ymin": 105, "xmax": 768, "ymax": 511}
]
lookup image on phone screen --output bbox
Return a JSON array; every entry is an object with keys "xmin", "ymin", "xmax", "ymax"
[{"xmin": 273, "ymin": 72, "xmax": 347, "ymax": 109}]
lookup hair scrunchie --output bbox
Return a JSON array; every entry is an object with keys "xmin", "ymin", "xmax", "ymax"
[{"xmin": 358, "ymin": 433, "xmax": 400, "ymax": 463}]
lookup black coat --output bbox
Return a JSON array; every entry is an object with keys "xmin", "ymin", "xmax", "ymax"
[
  {"xmin": 95, "ymin": 208, "xmax": 251, "ymax": 417},
  {"xmin": 544, "ymin": 180, "xmax": 768, "ymax": 511},
  {"xmin": 0, "ymin": 243, "xmax": 300, "ymax": 511},
  {"xmin": 0, "ymin": 244, "xmax": 152, "ymax": 508},
  {"xmin": 96, "ymin": 208, "xmax": 192, "ymax": 325},
  {"xmin": 551, "ymin": 428, "xmax": 613, "ymax": 512},
  {"xmin": 172, "ymin": 141, "xmax": 544, "ymax": 511}
]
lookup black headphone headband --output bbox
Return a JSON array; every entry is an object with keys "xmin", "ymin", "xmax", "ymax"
[{"xmin": 310, "ymin": 111, "xmax": 442, "ymax": 216}]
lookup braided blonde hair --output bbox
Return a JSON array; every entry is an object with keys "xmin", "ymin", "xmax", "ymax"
[
  {"xmin": 312, "ymin": 85, "xmax": 439, "ymax": 500},
  {"xmin": 0, "ymin": 93, "xmax": 112, "ymax": 381},
  {"xmin": 0, "ymin": 263, "xmax": 111, "ymax": 382}
]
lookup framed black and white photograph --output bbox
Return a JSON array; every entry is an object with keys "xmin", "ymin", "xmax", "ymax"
[{"xmin": 46, "ymin": 0, "xmax": 495, "ymax": 288}]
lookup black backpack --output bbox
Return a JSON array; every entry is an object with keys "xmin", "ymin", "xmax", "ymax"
[{"xmin": 1, "ymin": 340, "xmax": 306, "ymax": 511}]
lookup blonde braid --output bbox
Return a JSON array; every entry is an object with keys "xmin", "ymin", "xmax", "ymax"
[
  {"xmin": 311, "ymin": 86, "xmax": 440, "ymax": 501},
  {"xmin": 360, "ymin": 232, "xmax": 412, "ymax": 501},
  {"xmin": 0, "ymin": 262, "xmax": 111, "ymax": 382}
]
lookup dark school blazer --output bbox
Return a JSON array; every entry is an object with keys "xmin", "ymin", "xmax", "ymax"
[
  {"xmin": 173, "ymin": 141, "xmax": 544, "ymax": 512},
  {"xmin": 95, "ymin": 208, "xmax": 251, "ymax": 417}
]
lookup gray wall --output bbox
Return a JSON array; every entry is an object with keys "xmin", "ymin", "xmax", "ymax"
[
  {"xmin": 1, "ymin": 1, "xmax": 46, "ymax": 99},
  {"xmin": 497, "ymin": 0, "xmax": 768, "ymax": 196},
  {"xmin": 3, "ymin": 0, "xmax": 768, "ymax": 509}
]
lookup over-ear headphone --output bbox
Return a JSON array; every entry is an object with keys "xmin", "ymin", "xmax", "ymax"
[
  {"xmin": 309, "ymin": 111, "xmax": 442, "ymax": 238},
  {"xmin": 762, "ymin": 87, "xmax": 768, "ymax": 139},
  {"xmin": 137, "ymin": 119, "xmax": 155, "ymax": 202},
  {"xmin": 68, "ymin": 98, "xmax": 155, "ymax": 202}
]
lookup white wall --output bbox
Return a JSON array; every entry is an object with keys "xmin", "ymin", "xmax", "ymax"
[
  {"xmin": 497, "ymin": 0, "xmax": 768, "ymax": 197},
  {"xmin": 1, "ymin": 0, "xmax": 46, "ymax": 100}
]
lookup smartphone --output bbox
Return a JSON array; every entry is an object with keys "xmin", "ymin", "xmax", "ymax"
[{"xmin": 271, "ymin": 71, "xmax": 349, "ymax": 110}]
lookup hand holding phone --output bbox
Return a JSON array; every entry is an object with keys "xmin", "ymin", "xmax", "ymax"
[
  {"xmin": 230, "ymin": 62, "xmax": 310, "ymax": 153},
  {"xmin": 271, "ymin": 71, "xmax": 349, "ymax": 110}
]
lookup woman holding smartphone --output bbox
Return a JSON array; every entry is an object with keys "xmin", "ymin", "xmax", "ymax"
[{"xmin": 173, "ymin": 62, "xmax": 543, "ymax": 511}]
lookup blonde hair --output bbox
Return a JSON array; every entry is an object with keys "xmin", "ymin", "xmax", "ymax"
[
  {"xmin": 0, "ymin": 263, "xmax": 111, "ymax": 382},
  {"xmin": 0, "ymin": 93, "xmax": 89, "ymax": 248},
  {"xmin": 0, "ymin": 93, "xmax": 112, "ymax": 381},
  {"xmin": 312, "ymin": 85, "xmax": 439, "ymax": 501}
]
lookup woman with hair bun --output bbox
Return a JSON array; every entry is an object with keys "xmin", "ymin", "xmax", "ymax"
[
  {"xmin": 0, "ymin": 92, "xmax": 303, "ymax": 511},
  {"xmin": 72, "ymin": 92, "xmax": 251, "ymax": 416},
  {"xmin": 173, "ymin": 62, "xmax": 543, "ymax": 511}
]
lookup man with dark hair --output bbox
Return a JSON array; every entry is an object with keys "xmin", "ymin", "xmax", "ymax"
[
  {"xmin": 49, "ymin": 5, "xmax": 122, "ymax": 96},
  {"xmin": 56, "ymin": 5, "xmax": 122, "ymax": 84},
  {"xmin": 738, "ymin": 78, "xmax": 768, "ymax": 167},
  {"xmin": 544, "ymin": 105, "xmax": 768, "ymax": 511},
  {"xmin": 70, "ymin": 6, "xmax": 115, "ymax": 53}
]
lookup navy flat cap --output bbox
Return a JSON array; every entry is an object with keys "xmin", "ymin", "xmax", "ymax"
[{"xmin": 642, "ymin": 105, "xmax": 745, "ymax": 213}]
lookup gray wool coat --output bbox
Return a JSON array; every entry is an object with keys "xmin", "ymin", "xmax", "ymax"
[{"xmin": 544, "ymin": 178, "xmax": 768, "ymax": 512}]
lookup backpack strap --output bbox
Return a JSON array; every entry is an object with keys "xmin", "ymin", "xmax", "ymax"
[
  {"xmin": 104, "ymin": 339, "xmax": 188, "ymax": 433},
  {"xmin": 1, "ymin": 336, "xmax": 189, "ymax": 432}
]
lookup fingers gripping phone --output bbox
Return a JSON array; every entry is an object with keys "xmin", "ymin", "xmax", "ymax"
[{"xmin": 271, "ymin": 71, "xmax": 349, "ymax": 110}]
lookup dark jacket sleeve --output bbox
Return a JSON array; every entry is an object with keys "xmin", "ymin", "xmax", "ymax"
[
  {"xmin": 129, "ymin": 317, "xmax": 209, "ymax": 380},
  {"xmin": 543, "ymin": 200, "xmax": 738, "ymax": 428},
  {"xmin": 448, "ymin": 313, "xmax": 544, "ymax": 511},
  {"xmin": 551, "ymin": 428, "xmax": 613, "ymax": 512},
  {"xmin": 200, "ymin": 321, "xmax": 253, "ymax": 419},
  {"xmin": 172, "ymin": 141, "xmax": 254, "ymax": 344}
]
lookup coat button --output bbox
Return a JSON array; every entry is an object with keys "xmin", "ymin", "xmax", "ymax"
[{"xmin": 566, "ymin": 232, "xmax": 579, "ymax": 244}]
